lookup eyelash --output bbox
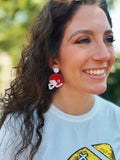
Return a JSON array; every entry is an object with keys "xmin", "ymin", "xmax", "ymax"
[
  {"xmin": 74, "ymin": 36, "xmax": 115, "ymax": 45},
  {"xmin": 104, "ymin": 36, "xmax": 115, "ymax": 43},
  {"xmin": 75, "ymin": 38, "xmax": 90, "ymax": 44}
]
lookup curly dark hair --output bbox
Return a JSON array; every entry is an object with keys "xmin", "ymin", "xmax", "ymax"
[{"xmin": 0, "ymin": 0, "xmax": 112, "ymax": 159}]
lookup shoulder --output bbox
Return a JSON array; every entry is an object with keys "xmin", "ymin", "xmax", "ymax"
[
  {"xmin": 0, "ymin": 114, "xmax": 20, "ymax": 149},
  {"xmin": 95, "ymin": 95, "xmax": 120, "ymax": 132},
  {"xmin": 96, "ymin": 95, "xmax": 120, "ymax": 108},
  {"xmin": 95, "ymin": 95, "xmax": 120, "ymax": 118},
  {"xmin": 0, "ymin": 114, "xmax": 25, "ymax": 160}
]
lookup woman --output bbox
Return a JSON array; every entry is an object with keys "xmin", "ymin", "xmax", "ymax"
[{"xmin": 0, "ymin": 0, "xmax": 120, "ymax": 159}]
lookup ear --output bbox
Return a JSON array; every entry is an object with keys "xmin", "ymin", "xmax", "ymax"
[{"xmin": 49, "ymin": 57, "xmax": 60, "ymax": 70}]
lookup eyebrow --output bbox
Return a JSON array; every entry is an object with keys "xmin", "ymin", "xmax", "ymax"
[
  {"xmin": 104, "ymin": 29, "xmax": 113, "ymax": 35},
  {"xmin": 68, "ymin": 30, "xmax": 93, "ymax": 41},
  {"xmin": 68, "ymin": 29, "xmax": 113, "ymax": 41}
]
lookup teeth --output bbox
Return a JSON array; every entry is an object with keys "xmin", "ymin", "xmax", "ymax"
[{"xmin": 84, "ymin": 69, "xmax": 105, "ymax": 75}]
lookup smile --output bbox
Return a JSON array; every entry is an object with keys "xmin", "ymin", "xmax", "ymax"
[{"xmin": 84, "ymin": 69, "xmax": 105, "ymax": 75}]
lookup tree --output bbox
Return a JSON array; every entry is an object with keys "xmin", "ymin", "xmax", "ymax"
[{"xmin": 0, "ymin": 0, "xmax": 45, "ymax": 64}]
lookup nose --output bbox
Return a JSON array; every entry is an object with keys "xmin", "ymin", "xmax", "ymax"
[{"xmin": 92, "ymin": 41, "xmax": 110, "ymax": 62}]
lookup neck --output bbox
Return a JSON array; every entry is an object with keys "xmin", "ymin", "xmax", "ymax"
[{"xmin": 52, "ymin": 87, "xmax": 95, "ymax": 115}]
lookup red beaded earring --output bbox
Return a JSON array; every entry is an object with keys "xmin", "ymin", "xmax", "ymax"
[{"xmin": 48, "ymin": 67, "xmax": 63, "ymax": 90}]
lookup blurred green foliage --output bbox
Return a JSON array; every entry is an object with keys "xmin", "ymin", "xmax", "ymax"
[
  {"xmin": 100, "ymin": 55, "xmax": 120, "ymax": 106},
  {"xmin": 107, "ymin": 0, "xmax": 115, "ymax": 8},
  {"xmin": 0, "ymin": 0, "xmax": 120, "ymax": 105},
  {"xmin": 0, "ymin": 0, "xmax": 45, "ymax": 64}
]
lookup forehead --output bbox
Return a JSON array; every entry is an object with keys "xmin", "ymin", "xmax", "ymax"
[{"xmin": 64, "ymin": 5, "xmax": 111, "ymax": 37}]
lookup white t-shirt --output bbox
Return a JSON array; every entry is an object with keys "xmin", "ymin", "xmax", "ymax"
[{"xmin": 0, "ymin": 95, "xmax": 120, "ymax": 160}]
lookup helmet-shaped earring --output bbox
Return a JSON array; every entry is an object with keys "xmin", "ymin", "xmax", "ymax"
[{"xmin": 48, "ymin": 67, "xmax": 63, "ymax": 90}]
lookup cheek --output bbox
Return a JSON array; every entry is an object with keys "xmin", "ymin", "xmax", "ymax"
[
  {"xmin": 59, "ymin": 44, "xmax": 93, "ymax": 73},
  {"xmin": 109, "ymin": 48, "xmax": 115, "ymax": 65},
  {"xmin": 60, "ymin": 54, "xmax": 88, "ymax": 71},
  {"xmin": 60, "ymin": 47, "xmax": 90, "ymax": 65}
]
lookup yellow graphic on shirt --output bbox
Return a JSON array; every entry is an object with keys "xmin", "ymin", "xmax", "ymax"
[
  {"xmin": 68, "ymin": 143, "xmax": 115, "ymax": 160},
  {"xmin": 68, "ymin": 147, "xmax": 101, "ymax": 160},
  {"xmin": 93, "ymin": 144, "xmax": 115, "ymax": 160}
]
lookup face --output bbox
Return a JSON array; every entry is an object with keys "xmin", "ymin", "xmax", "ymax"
[{"xmin": 54, "ymin": 5, "xmax": 115, "ymax": 95}]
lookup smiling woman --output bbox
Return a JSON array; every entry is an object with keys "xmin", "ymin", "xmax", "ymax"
[
  {"xmin": 55, "ymin": 5, "xmax": 115, "ymax": 99},
  {"xmin": 0, "ymin": 0, "xmax": 120, "ymax": 160}
]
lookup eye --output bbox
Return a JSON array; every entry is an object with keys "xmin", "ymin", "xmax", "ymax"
[
  {"xmin": 75, "ymin": 37, "xmax": 91, "ymax": 44},
  {"xmin": 104, "ymin": 36, "xmax": 115, "ymax": 43}
]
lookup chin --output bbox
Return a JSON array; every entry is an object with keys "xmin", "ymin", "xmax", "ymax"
[{"xmin": 88, "ymin": 84, "xmax": 107, "ymax": 95}]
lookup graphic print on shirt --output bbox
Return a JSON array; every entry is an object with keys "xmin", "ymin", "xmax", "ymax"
[{"xmin": 68, "ymin": 143, "xmax": 115, "ymax": 160}]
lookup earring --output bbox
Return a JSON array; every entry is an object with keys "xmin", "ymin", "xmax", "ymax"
[{"xmin": 48, "ymin": 67, "xmax": 63, "ymax": 90}]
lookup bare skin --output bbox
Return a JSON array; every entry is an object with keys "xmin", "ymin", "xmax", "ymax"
[{"xmin": 51, "ymin": 5, "xmax": 115, "ymax": 115}]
